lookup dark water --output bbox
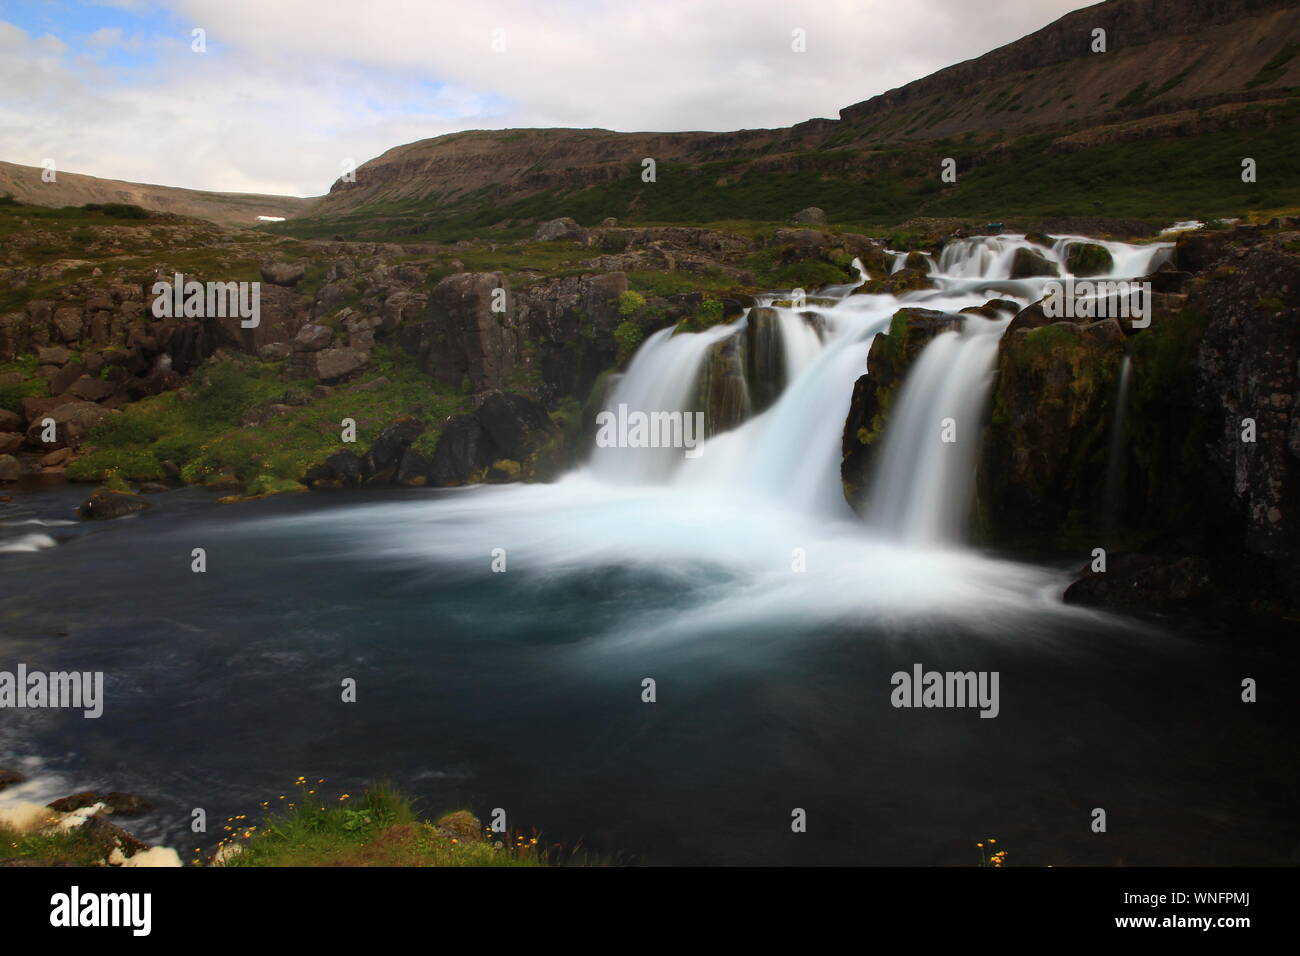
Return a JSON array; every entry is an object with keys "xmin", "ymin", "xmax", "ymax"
[{"xmin": 1, "ymin": 484, "xmax": 1297, "ymax": 866}]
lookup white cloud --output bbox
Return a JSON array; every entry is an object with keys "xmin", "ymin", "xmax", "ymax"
[{"xmin": 0, "ymin": 1, "xmax": 1088, "ymax": 196}]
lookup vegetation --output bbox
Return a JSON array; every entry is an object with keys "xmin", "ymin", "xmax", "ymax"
[
  {"xmin": 214, "ymin": 780, "xmax": 544, "ymax": 868},
  {"xmin": 67, "ymin": 346, "xmax": 469, "ymax": 491}
]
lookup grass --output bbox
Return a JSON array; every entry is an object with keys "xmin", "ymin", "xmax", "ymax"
[
  {"xmin": 214, "ymin": 781, "xmax": 544, "ymax": 868},
  {"xmin": 67, "ymin": 345, "xmax": 470, "ymax": 491},
  {"xmin": 0, "ymin": 823, "xmax": 111, "ymax": 866}
]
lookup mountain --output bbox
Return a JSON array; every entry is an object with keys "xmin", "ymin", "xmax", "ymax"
[
  {"xmin": 0, "ymin": 161, "xmax": 310, "ymax": 228},
  {"xmin": 279, "ymin": 0, "xmax": 1300, "ymax": 239}
]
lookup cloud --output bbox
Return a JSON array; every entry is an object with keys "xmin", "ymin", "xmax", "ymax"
[{"xmin": 0, "ymin": 1, "xmax": 1088, "ymax": 196}]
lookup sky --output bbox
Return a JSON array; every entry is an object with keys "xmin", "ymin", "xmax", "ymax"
[{"xmin": 0, "ymin": 0, "xmax": 1090, "ymax": 197}]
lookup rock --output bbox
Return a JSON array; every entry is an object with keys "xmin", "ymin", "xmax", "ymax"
[
  {"xmin": 324, "ymin": 450, "xmax": 364, "ymax": 486},
  {"xmin": 744, "ymin": 307, "xmax": 787, "ymax": 415},
  {"xmin": 696, "ymin": 332, "xmax": 752, "ymax": 437},
  {"xmin": 258, "ymin": 342, "xmax": 292, "ymax": 361},
  {"xmin": 0, "ymin": 408, "xmax": 22, "ymax": 432},
  {"xmin": 363, "ymin": 417, "xmax": 425, "ymax": 478},
  {"xmin": 792, "ymin": 206, "xmax": 828, "ymax": 226},
  {"xmin": 853, "ymin": 268, "xmax": 934, "ymax": 295},
  {"xmin": 37, "ymin": 346, "xmax": 71, "ymax": 366},
  {"xmin": 975, "ymin": 319, "xmax": 1125, "ymax": 539},
  {"xmin": 534, "ymin": 217, "xmax": 585, "ymax": 242},
  {"xmin": 51, "ymin": 307, "xmax": 84, "ymax": 342},
  {"xmin": 0, "ymin": 455, "xmax": 21, "ymax": 480},
  {"xmin": 1063, "ymin": 554, "xmax": 1211, "ymax": 609},
  {"xmin": 474, "ymin": 390, "xmax": 557, "ymax": 461},
  {"xmin": 395, "ymin": 448, "xmax": 430, "ymax": 486},
  {"xmin": 434, "ymin": 810, "xmax": 481, "ymax": 842},
  {"xmin": 1149, "ymin": 269, "xmax": 1192, "ymax": 294},
  {"xmin": 39, "ymin": 448, "xmax": 73, "ymax": 467},
  {"xmin": 78, "ymin": 488, "xmax": 150, "ymax": 520},
  {"xmin": 306, "ymin": 347, "xmax": 369, "ymax": 383},
  {"xmin": 599, "ymin": 217, "xmax": 619, "ymax": 228},
  {"xmin": 293, "ymin": 324, "xmax": 333, "ymax": 351},
  {"xmin": 1009, "ymin": 246, "xmax": 1059, "ymax": 278},
  {"xmin": 67, "ymin": 375, "xmax": 115, "ymax": 403},
  {"xmin": 0, "ymin": 433, "xmax": 22, "ymax": 455},
  {"xmin": 1174, "ymin": 231, "xmax": 1229, "ymax": 273},
  {"xmin": 415, "ymin": 273, "xmax": 518, "ymax": 391},
  {"xmin": 137, "ymin": 482, "xmax": 169, "ymax": 494},
  {"xmin": 0, "ymin": 768, "xmax": 26, "ymax": 792},
  {"xmin": 48, "ymin": 791, "xmax": 153, "ymax": 816},
  {"xmin": 260, "ymin": 261, "xmax": 306, "ymax": 286},
  {"xmin": 428, "ymin": 415, "xmax": 495, "ymax": 486},
  {"xmin": 1024, "ymin": 232, "xmax": 1056, "ymax": 248},
  {"xmin": 25, "ymin": 401, "xmax": 112, "ymax": 450},
  {"xmin": 1064, "ymin": 241, "xmax": 1114, "ymax": 277}
]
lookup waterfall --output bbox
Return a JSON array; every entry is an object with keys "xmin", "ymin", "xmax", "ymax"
[
  {"xmin": 865, "ymin": 317, "xmax": 1008, "ymax": 545},
  {"xmin": 584, "ymin": 232, "xmax": 1170, "ymax": 543},
  {"xmin": 587, "ymin": 322, "xmax": 739, "ymax": 484},
  {"xmin": 1104, "ymin": 353, "xmax": 1134, "ymax": 528}
]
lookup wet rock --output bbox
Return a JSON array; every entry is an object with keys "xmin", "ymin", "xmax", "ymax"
[
  {"xmin": 78, "ymin": 489, "xmax": 151, "ymax": 520},
  {"xmin": 48, "ymin": 791, "xmax": 153, "ymax": 816},
  {"xmin": 975, "ymin": 319, "xmax": 1125, "ymax": 540},
  {"xmin": 428, "ymin": 414, "xmax": 496, "ymax": 486},
  {"xmin": 0, "ymin": 433, "xmax": 22, "ymax": 455},
  {"xmin": 474, "ymin": 390, "xmax": 557, "ymax": 461},
  {"xmin": 1063, "ymin": 554, "xmax": 1211, "ymax": 609},
  {"xmin": 137, "ymin": 482, "xmax": 169, "ymax": 494},
  {"xmin": 363, "ymin": 417, "xmax": 425, "ymax": 477},
  {"xmin": 1009, "ymin": 247, "xmax": 1059, "ymax": 279},
  {"xmin": 1065, "ymin": 242, "xmax": 1114, "ymax": 277},
  {"xmin": 697, "ymin": 332, "xmax": 751, "ymax": 437},
  {"xmin": 0, "ymin": 768, "xmax": 26, "ymax": 791}
]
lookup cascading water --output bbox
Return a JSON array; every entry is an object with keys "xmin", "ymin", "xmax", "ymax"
[
  {"xmin": 588, "ymin": 232, "xmax": 1170, "ymax": 543},
  {"xmin": 1104, "ymin": 353, "xmax": 1134, "ymax": 528},
  {"xmin": 865, "ymin": 317, "xmax": 1008, "ymax": 545}
]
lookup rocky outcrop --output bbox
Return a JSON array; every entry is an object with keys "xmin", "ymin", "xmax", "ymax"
[
  {"xmin": 974, "ymin": 319, "xmax": 1125, "ymax": 542},
  {"xmin": 1009, "ymin": 247, "xmax": 1059, "ymax": 279}
]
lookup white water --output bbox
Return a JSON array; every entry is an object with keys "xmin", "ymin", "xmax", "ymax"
[{"xmin": 243, "ymin": 234, "xmax": 1168, "ymax": 641}]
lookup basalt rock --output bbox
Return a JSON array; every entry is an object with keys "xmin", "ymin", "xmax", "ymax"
[
  {"xmin": 78, "ymin": 488, "xmax": 151, "ymax": 520},
  {"xmin": 974, "ymin": 319, "xmax": 1125, "ymax": 543},
  {"xmin": 1009, "ymin": 246, "xmax": 1059, "ymax": 279}
]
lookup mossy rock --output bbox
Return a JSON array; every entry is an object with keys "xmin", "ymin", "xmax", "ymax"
[{"xmin": 1065, "ymin": 242, "xmax": 1115, "ymax": 277}]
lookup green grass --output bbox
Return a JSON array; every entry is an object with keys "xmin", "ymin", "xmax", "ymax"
[
  {"xmin": 217, "ymin": 782, "xmax": 544, "ymax": 868},
  {"xmin": 0, "ymin": 823, "xmax": 112, "ymax": 866},
  {"xmin": 67, "ymin": 346, "xmax": 469, "ymax": 491}
]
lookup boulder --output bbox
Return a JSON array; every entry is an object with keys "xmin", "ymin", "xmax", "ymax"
[
  {"xmin": 37, "ymin": 346, "xmax": 71, "ymax": 366},
  {"xmin": 363, "ymin": 417, "xmax": 425, "ymax": 478},
  {"xmin": 1064, "ymin": 241, "xmax": 1114, "ymax": 277},
  {"xmin": 428, "ymin": 414, "xmax": 496, "ymax": 486},
  {"xmin": 293, "ymin": 324, "xmax": 333, "ymax": 351},
  {"xmin": 1009, "ymin": 247, "xmax": 1060, "ymax": 279},
  {"xmin": 791, "ymin": 206, "xmax": 828, "ymax": 226},
  {"xmin": 0, "ymin": 455, "xmax": 20, "ymax": 481},
  {"xmin": 534, "ymin": 217, "xmax": 585, "ymax": 242},
  {"xmin": 474, "ymin": 390, "xmax": 557, "ymax": 461},
  {"xmin": 25, "ymin": 401, "xmax": 112, "ymax": 450},
  {"xmin": 0, "ymin": 433, "xmax": 22, "ymax": 455},
  {"xmin": 47, "ymin": 791, "xmax": 153, "ymax": 816},
  {"xmin": 78, "ymin": 489, "xmax": 150, "ymax": 520},
  {"xmin": 1063, "ymin": 554, "xmax": 1211, "ymax": 609},
  {"xmin": 0, "ymin": 408, "xmax": 22, "ymax": 432},
  {"xmin": 260, "ymin": 261, "xmax": 306, "ymax": 287},
  {"xmin": 67, "ymin": 375, "xmax": 115, "ymax": 403},
  {"xmin": 306, "ymin": 347, "xmax": 369, "ymax": 383}
]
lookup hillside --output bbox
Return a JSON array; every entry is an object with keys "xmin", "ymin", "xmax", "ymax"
[
  {"xmin": 0, "ymin": 161, "xmax": 311, "ymax": 228},
  {"xmin": 273, "ymin": 0, "xmax": 1300, "ymax": 240}
]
